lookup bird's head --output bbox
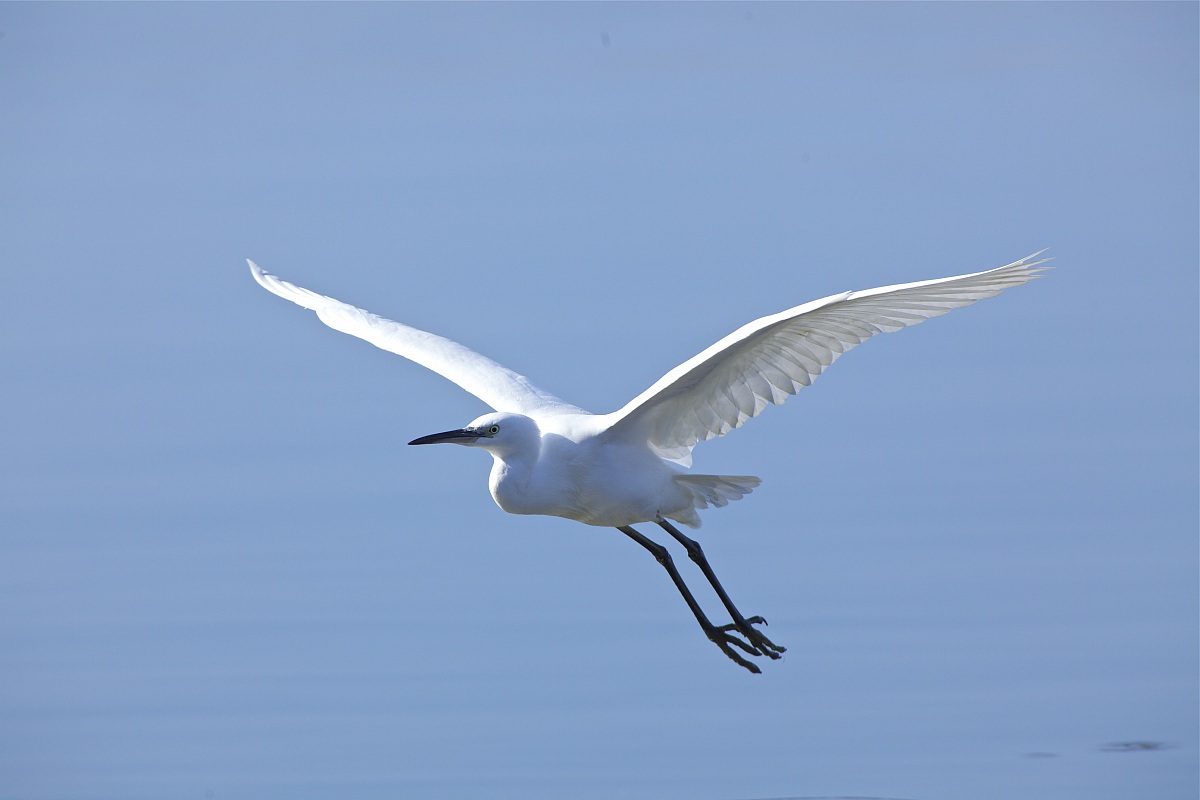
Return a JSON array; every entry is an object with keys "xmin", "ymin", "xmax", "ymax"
[{"xmin": 408, "ymin": 411, "xmax": 540, "ymax": 457}]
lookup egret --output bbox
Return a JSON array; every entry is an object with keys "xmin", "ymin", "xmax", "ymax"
[{"xmin": 249, "ymin": 252, "xmax": 1047, "ymax": 672}]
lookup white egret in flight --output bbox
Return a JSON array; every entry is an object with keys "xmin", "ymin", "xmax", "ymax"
[{"xmin": 250, "ymin": 252, "xmax": 1047, "ymax": 672}]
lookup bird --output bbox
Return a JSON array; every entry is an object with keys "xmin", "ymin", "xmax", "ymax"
[{"xmin": 249, "ymin": 251, "xmax": 1048, "ymax": 673}]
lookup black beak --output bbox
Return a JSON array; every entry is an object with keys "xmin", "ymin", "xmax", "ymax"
[{"xmin": 408, "ymin": 428, "xmax": 481, "ymax": 446}]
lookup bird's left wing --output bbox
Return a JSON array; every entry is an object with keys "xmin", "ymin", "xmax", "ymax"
[
  {"xmin": 602, "ymin": 252, "xmax": 1049, "ymax": 466},
  {"xmin": 249, "ymin": 261, "xmax": 585, "ymax": 416}
]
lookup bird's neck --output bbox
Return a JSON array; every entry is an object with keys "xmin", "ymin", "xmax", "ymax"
[{"xmin": 487, "ymin": 449, "xmax": 540, "ymax": 517}]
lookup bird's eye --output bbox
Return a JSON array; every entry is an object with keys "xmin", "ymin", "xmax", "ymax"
[{"xmin": 487, "ymin": 425, "xmax": 500, "ymax": 435}]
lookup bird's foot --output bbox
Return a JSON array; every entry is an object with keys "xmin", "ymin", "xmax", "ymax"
[
  {"xmin": 716, "ymin": 615, "xmax": 786, "ymax": 660},
  {"xmin": 703, "ymin": 617, "xmax": 786, "ymax": 674}
]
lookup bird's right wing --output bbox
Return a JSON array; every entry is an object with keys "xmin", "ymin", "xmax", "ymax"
[
  {"xmin": 603, "ymin": 252, "xmax": 1049, "ymax": 466},
  {"xmin": 249, "ymin": 261, "xmax": 585, "ymax": 417}
]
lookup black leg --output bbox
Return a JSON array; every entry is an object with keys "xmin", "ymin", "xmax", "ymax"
[
  {"xmin": 655, "ymin": 519, "xmax": 786, "ymax": 660},
  {"xmin": 617, "ymin": 525, "xmax": 768, "ymax": 673}
]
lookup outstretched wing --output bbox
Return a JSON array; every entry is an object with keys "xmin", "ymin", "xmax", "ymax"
[
  {"xmin": 249, "ymin": 261, "xmax": 585, "ymax": 417},
  {"xmin": 603, "ymin": 252, "xmax": 1049, "ymax": 465}
]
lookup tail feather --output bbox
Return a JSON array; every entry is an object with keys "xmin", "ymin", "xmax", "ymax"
[{"xmin": 670, "ymin": 474, "xmax": 760, "ymax": 527}]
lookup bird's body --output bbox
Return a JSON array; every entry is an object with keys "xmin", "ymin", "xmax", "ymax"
[
  {"xmin": 250, "ymin": 252, "xmax": 1047, "ymax": 672},
  {"xmin": 444, "ymin": 410, "xmax": 757, "ymax": 528}
]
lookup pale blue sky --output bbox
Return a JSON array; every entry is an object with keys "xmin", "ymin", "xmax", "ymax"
[{"xmin": 2, "ymin": 4, "xmax": 1196, "ymax": 799}]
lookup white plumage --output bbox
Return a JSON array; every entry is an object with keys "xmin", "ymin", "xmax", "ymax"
[{"xmin": 250, "ymin": 251, "xmax": 1047, "ymax": 672}]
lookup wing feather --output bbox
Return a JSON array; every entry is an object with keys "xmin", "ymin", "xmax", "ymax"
[
  {"xmin": 602, "ymin": 252, "xmax": 1048, "ymax": 465},
  {"xmin": 248, "ymin": 260, "xmax": 585, "ymax": 417}
]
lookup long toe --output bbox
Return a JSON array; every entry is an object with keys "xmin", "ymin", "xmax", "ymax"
[
  {"xmin": 748, "ymin": 630, "xmax": 785, "ymax": 658},
  {"xmin": 712, "ymin": 635, "xmax": 763, "ymax": 674}
]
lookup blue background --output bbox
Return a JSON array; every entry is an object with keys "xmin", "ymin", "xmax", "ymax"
[{"xmin": 2, "ymin": 4, "xmax": 1196, "ymax": 799}]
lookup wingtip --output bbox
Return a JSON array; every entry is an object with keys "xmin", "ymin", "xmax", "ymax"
[
  {"xmin": 1021, "ymin": 248, "xmax": 1053, "ymax": 269},
  {"xmin": 1005, "ymin": 249, "xmax": 1052, "ymax": 277},
  {"xmin": 247, "ymin": 258, "xmax": 274, "ymax": 291}
]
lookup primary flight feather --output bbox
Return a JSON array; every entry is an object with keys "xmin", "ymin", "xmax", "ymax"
[{"xmin": 250, "ymin": 251, "xmax": 1047, "ymax": 672}]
